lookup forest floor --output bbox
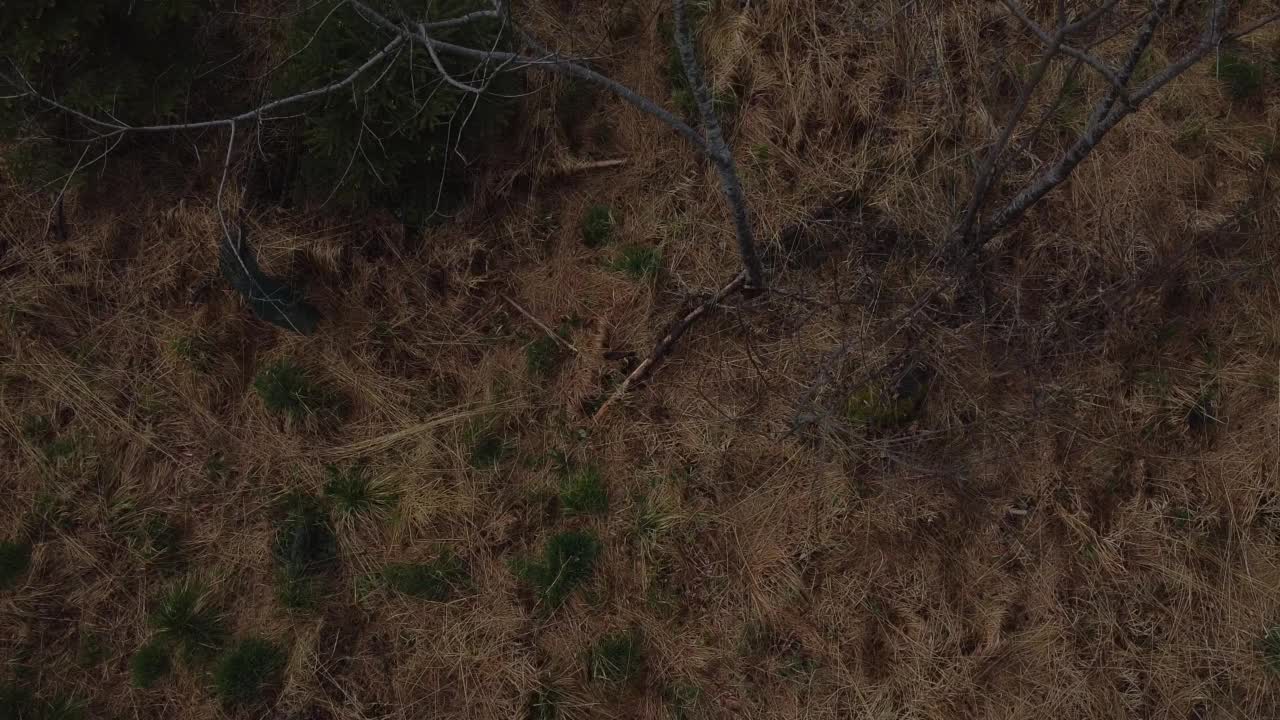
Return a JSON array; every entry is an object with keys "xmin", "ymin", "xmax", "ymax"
[{"xmin": 2, "ymin": 1, "xmax": 1280, "ymax": 719}]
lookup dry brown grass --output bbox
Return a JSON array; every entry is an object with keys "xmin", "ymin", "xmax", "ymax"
[{"xmin": 3, "ymin": 0, "xmax": 1280, "ymax": 718}]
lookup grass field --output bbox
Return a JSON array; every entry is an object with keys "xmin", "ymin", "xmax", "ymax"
[{"xmin": 2, "ymin": 1, "xmax": 1280, "ymax": 718}]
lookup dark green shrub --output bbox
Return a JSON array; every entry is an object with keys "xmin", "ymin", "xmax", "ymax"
[
  {"xmin": 1218, "ymin": 53, "xmax": 1264, "ymax": 100},
  {"xmin": 526, "ymin": 685, "xmax": 561, "ymax": 720},
  {"xmin": 1264, "ymin": 625, "xmax": 1280, "ymax": 672},
  {"xmin": 526, "ymin": 336, "xmax": 565, "ymax": 378},
  {"xmin": 514, "ymin": 530, "xmax": 601, "ymax": 609},
  {"xmin": 324, "ymin": 465, "xmax": 393, "ymax": 517},
  {"xmin": 150, "ymin": 580, "xmax": 225, "ymax": 660},
  {"xmin": 611, "ymin": 245, "xmax": 662, "ymax": 281},
  {"xmin": 277, "ymin": 0, "xmax": 517, "ymax": 223},
  {"xmin": 254, "ymin": 361, "xmax": 347, "ymax": 422},
  {"xmin": 468, "ymin": 428, "xmax": 510, "ymax": 469},
  {"xmin": 212, "ymin": 637, "xmax": 286, "ymax": 706},
  {"xmin": 582, "ymin": 205, "xmax": 618, "ymax": 248},
  {"xmin": 0, "ymin": 541, "xmax": 32, "ymax": 590},
  {"xmin": 130, "ymin": 642, "xmax": 172, "ymax": 688},
  {"xmin": 384, "ymin": 552, "xmax": 468, "ymax": 601},
  {"xmin": 273, "ymin": 494, "xmax": 337, "ymax": 608},
  {"xmin": 586, "ymin": 628, "xmax": 645, "ymax": 682},
  {"xmin": 0, "ymin": 1, "xmax": 226, "ymax": 187},
  {"xmin": 559, "ymin": 466, "xmax": 608, "ymax": 515}
]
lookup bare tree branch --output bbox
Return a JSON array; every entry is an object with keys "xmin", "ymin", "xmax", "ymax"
[
  {"xmin": 672, "ymin": 0, "xmax": 765, "ymax": 291},
  {"xmin": 1002, "ymin": 0, "xmax": 1132, "ymax": 105}
]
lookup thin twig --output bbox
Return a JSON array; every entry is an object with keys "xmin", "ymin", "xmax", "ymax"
[
  {"xmin": 593, "ymin": 271, "xmax": 747, "ymax": 422},
  {"xmin": 503, "ymin": 295, "xmax": 580, "ymax": 354},
  {"xmin": 672, "ymin": 0, "xmax": 765, "ymax": 290}
]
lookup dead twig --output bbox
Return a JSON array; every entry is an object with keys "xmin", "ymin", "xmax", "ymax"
[
  {"xmin": 593, "ymin": 271, "xmax": 747, "ymax": 423},
  {"xmin": 502, "ymin": 294, "xmax": 580, "ymax": 354}
]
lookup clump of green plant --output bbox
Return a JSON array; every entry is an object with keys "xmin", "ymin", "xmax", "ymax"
[
  {"xmin": 663, "ymin": 681, "xmax": 702, "ymax": 720},
  {"xmin": 514, "ymin": 530, "xmax": 602, "ymax": 608},
  {"xmin": 845, "ymin": 366, "xmax": 929, "ymax": 429},
  {"xmin": 384, "ymin": 552, "xmax": 468, "ymax": 601},
  {"xmin": 559, "ymin": 465, "xmax": 608, "ymax": 515},
  {"xmin": 253, "ymin": 361, "xmax": 347, "ymax": 422},
  {"xmin": 586, "ymin": 628, "xmax": 645, "ymax": 682},
  {"xmin": 526, "ymin": 335, "xmax": 565, "ymax": 378},
  {"xmin": 0, "ymin": 540, "xmax": 32, "ymax": 590},
  {"xmin": 273, "ymin": 493, "xmax": 337, "ymax": 609},
  {"xmin": 212, "ymin": 637, "xmax": 286, "ymax": 707},
  {"xmin": 76, "ymin": 632, "xmax": 106, "ymax": 667},
  {"xmin": 150, "ymin": 580, "xmax": 225, "ymax": 660},
  {"xmin": 279, "ymin": 0, "xmax": 516, "ymax": 223},
  {"xmin": 1263, "ymin": 625, "xmax": 1280, "ymax": 672},
  {"xmin": 0, "ymin": 0, "xmax": 221, "ymax": 189},
  {"xmin": 130, "ymin": 642, "xmax": 172, "ymax": 688},
  {"xmin": 171, "ymin": 334, "xmax": 216, "ymax": 372},
  {"xmin": 582, "ymin": 205, "xmax": 618, "ymax": 248},
  {"xmin": 1217, "ymin": 52, "xmax": 1264, "ymax": 100},
  {"xmin": 526, "ymin": 685, "xmax": 561, "ymax": 720},
  {"xmin": 611, "ymin": 245, "xmax": 662, "ymax": 281},
  {"xmin": 468, "ymin": 424, "xmax": 511, "ymax": 469},
  {"xmin": 324, "ymin": 465, "xmax": 393, "ymax": 517}
]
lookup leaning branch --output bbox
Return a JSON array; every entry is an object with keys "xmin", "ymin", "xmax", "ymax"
[{"xmin": 593, "ymin": 271, "xmax": 747, "ymax": 422}]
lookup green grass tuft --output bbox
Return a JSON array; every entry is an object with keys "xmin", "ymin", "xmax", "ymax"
[
  {"xmin": 150, "ymin": 580, "xmax": 225, "ymax": 660},
  {"xmin": 586, "ymin": 628, "xmax": 645, "ymax": 682},
  {"xmin": 515, "ymin": 530, "xmax": 602, "ymax": 609},
  {"xmin": 212, "ymin": 637, "xmax": 286, "ymax": 707},
  {"xmin": 559, "ymin": 465, "xmax": 608, "ymax": 515},
  {"xmin": 130, "ymin": 642, "xmax": 172, "ymax": 688},
  {"xmin": 273, "ymin": 493, "xmax": 337, "ymax": 608},
  {"xmin": 526, "ymin": 335, "xmax": 564, "ymax": 378},
  {"xmin": 1217, "ymin": 53, "xmax": 1264, "ymax": 100},
  {"xmin": 253, "ymin": 360, "xmax": 347, "ymax": 421},
  {"xmin": 324, "ymin": 465, "xmax": 393, "ymax": 517},
  {"xmin": 582, "ymin": 205, "xmax": 618, "ymax": 248},
  {"xmin": 0, "ymin": 540, "xmax": 32, "ymax": 590},
  {"xmin": 526, "ymin": 685, "xmax": 561, "ymax": 720},
  {"xmin": 663, "ymin": 681, "xmax": 702, "ymax": 720},
  {"xmin": 384, "ymin": 552, "xmax": 468, "ymax": 601},
  {"xmin": 468, "ymin": 428, "xmax": 510, "ymax": 469},
  {"xmin": 1263, "ymin": 625, "xmax": 1280, "ymax": 672},
  {"xmin": 610, "ymin": 245, "xmax": 661, "ymax": 281}
]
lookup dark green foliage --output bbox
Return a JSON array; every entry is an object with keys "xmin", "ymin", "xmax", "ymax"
[
  {"xmin": 611, "ymin": 245, "xmax": 662, "ymax": 280},
  {"xmin": 556, "ymin": 78, "xmax": 599, "ymax": 141},
  {"xmin": 515, "ymin": 530, "xmax": 601, "ymax": 608},
  {"xmin": 526, "ymin": 686, "xmax": 560, "ymax": 720},
  {"xmin": 141, "ymin": 515, "xmax": 184, "ymax": 572},
  {"xmin": 324, "ymin": 465, "xmax": 393, "ymax": 517},
  {"xmin": 0, "ymin": 541, "xmax": 32, "ymax": 590},
  {"xmin": 581, "ymin": 205, "xmax": 618, "ymax": 248},
  {"xmin": 1263, "ymin": 626, "xmax": 1280, "ymax": 672},
  {"xmin": 586, "ymin": 628, "xmax": 645, "ymax": 682},
  {"xmin": 273, "ymin": 494, "xmax": 337, "ymax": 607},
  {"xmin": 212, "ymin": 637, "xmax": 286, "ymax": 707},
  {"xmin": 34, "ymin": 696, "xmax": 83, "ymax": 720},
  {"xmin": 845, "ymin": 365, "xmax": 929, "ymax": 429},
  {"xmin": 1217, "ymin": 53, "xmax": 1264, "ymax": 100},
  {"xmin": 0, "ymin": 683, "xmax": 34, "ymax": 720},
  {"xmin": 76, "ymin": 633, "xmax": 106, "ymax": 667},
  {"xmin": 0, "ymin": 0, "xmax": 220, "ymax": 187},
  {"xmin": 278, "ymin": 0, "xmax": 517, "ymax": 222},
  {"xmin": 663, "ymin": 681, "xmax": 702, "ymax": 720},
  {"xmin": 150, "ymin": 580, "xmax": 225, "ymax": 660},
  {"xmin": 130, "ymin": 642, "xmax": 172, "ymax": 688},
  {"xmin": 559, "ymin": 466, "xmax": 608, "ymax": 515},
  {"xmin": 526, "ymin": 336, "xmax": 565, "ymax": 378},
  {"xmin": 469, "ymin": 429, "xmax": 510, "ymax": 469},
  {"xmin": 220, "ymin": 227, "xmax": 320, "ymax": 334},
  {"xmin": 384, "ymin": 552, "xmax": 468, "ymax": 601},
  {"xmin": 254, "ymin": 361, "xmax": 346, "ymax": 421}
]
